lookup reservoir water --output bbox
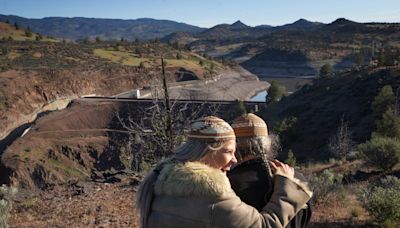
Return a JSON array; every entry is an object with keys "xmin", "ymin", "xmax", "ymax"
[{"xmin": 250, "ymin": 90, "xmax": 268, "ymax": 102}]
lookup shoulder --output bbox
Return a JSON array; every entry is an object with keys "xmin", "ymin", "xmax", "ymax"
[{"xmin": 154, "ymin": 161, "xmax": 232, "ymax": 198}]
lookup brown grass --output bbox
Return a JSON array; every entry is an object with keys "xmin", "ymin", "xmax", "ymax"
[{"xmin": 9, "ymin": 181, "xmax": 140, "ymax": 227}]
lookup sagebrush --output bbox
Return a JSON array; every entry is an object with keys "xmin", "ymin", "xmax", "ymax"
[{"xmin": 358, "ymin": 176, "xmax": 400, "ymax": 225}]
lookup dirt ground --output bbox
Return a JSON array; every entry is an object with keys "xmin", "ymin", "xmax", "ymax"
[
  {"xmin": 8, "ymin": 172, "xmax": 375, "ymax": 228},
  {"xmin": 9, "ymin": 178, "xmax": 140, "ymax": 228}
]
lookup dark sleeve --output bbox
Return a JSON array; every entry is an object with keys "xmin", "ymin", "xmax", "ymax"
[{"xmin": 228, "ymin": 163, "xmax": 273, "ymax": 211}]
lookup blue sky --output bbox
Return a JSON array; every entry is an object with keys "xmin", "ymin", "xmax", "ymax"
[{"xmin": 1, "ymin": 0, "xmax": 399, "ymax": 27}]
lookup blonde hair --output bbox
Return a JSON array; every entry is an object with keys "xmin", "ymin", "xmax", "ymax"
[{"xmin": 135, "ymin": 139, "xmax": 228, "ymax": 227}]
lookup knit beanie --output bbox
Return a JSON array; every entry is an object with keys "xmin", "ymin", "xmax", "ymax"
[
  {"xmin": 187, "ymin": 116, "xmax": 235, "ymax": 142},
  {"xmin": 231, "ymin": 113, "xmax": 268, "ymax": 137}
]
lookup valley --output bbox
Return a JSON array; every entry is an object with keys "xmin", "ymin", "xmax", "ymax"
[{"xmin": 0, "ymin": 14, "xmax": 399, "ymax": 227}]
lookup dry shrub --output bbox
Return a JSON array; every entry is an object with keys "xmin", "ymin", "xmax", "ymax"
[
  {"xmin": 308, "ymin": 169, "xmax": 344, "ymax": 205},
  {"xmin": 358, "ymin": 175, "xmax": 400, "ymax": 226},
  {"xmin": 0, "ymin": 185, "xmax": 18, "ymax": 228}
]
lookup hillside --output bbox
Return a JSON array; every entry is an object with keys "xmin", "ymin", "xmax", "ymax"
[
  {"xmin": 0, "ymin": 39, "xmax": 224, "ymax": 143},
  {"xmin": 168, "ymin": 18, "xmax": 400, "ymax": 78},
  {"xmin": 0, "ymin": 14, "xmax": 205, "ymax": 40},
  {"xmin": 0, "ymin": 21, "xmax": 56, "ymax": 42},
  {"xmin": 1, "ymin": 15, "xmax": 400, "ymax": 227},
  {"xmin": 261, "ymin": 66, "xmax": 400, "ymax": 161}
]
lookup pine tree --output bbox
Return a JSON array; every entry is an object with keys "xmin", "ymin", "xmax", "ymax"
[
  {"xmin": 319, "ymin": 64, "xmax": 334, "ymax": 78},
  {"xmin": 372, "ymin": 85, "xmax": 395, "ymax": 116},
  {"xmin": 25, "ymin": 27, "xmax": 32, "ymax": 37},
  {"xmin": 285, "ymin": 150, "xmax": 296, "ymax": 167},
  {"xmin": 266, "ymin": 81, "xmax": 286, "ymax": 104},
  {"xmin": 199, "ymin": 59, "xmax": 205, "ymax": 66},
  {"xmin": 376, "ymin": 108, "xmax": 400, "ymax": 139}
]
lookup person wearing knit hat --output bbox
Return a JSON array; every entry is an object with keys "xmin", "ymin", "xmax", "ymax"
[
  {"xmin": 228, "ymin": 113, "xmax": 313, "ymax": 228},
  {"xmin": 187, "ymin": 116, "xmax": 236, "ymax": 142},
  {"xmin": 136, "ymin": 116, "xmax": 313, "ymax": 228}
]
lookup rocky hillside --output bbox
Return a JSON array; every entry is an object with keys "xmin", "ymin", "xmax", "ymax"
[
  {"xmin": 260, "ymin": 66, "xmax": 400, "ymax": 161},
  {"xmin": 165, "ymin": 18, "xmax": 400, "ymax": 77},
  {"xmin": 0, "ymin": 39, "xmax": 224, "ymax": 143},
  {"xmin": 0, "ymin": 14, "xmax": 205, "ymax": 40}
]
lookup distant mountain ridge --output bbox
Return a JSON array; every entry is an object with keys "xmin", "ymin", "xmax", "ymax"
[
  {"xmin": 230, "ymin": 20, "xmax": 250, "ymax": 29},
  {"xmin": 276, "ymin": 18, "xmax": 324, "ymax": 30},
  {"xmin": 0, "ymin": 14, "xmax": 206, "ymax": 40},
  {"xmin": 0, "ymin": 15, "xmax": 330, "ymax": 42}
]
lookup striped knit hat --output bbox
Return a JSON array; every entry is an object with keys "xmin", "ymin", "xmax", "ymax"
[
  {"xmin": 231, "ymin": 113, "xmax": 268, "ymax": 137},
  {"xmin": 187, "ymin": 116, "xmax": 235, "ymax": 142}
]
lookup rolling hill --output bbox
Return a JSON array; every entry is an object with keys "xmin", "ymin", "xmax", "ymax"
[
  {"xmin": 0, "ymin": 21, "xmax": 56, "ymax": 41},
  {"xmin": 0, "ymin": 14, "xmax": 205, "ymax": 40},
  {"xmin": 261, "ymin": 66, "xmax": 400, "ymax": 161}
]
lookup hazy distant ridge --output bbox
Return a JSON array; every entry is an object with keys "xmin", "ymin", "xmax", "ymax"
[{"xmin": 0, "ymin": 14, "xmax": 206, "ymax": 40}]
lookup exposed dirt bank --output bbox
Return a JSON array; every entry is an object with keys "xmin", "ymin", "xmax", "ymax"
[
  {"xmin": 0, "ymin": 66, "xmax": 184, "ymax": 142},
  {"xmin": 168, "ymin": 66, "xmax": 269, "ymax": 100}
]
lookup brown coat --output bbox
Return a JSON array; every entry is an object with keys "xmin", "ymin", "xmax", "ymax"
[{"xmin": 148, "ymin": 161, "xmax": 312, "ymax": 228}]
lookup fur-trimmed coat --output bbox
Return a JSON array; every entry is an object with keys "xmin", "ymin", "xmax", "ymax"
[{"xmin": 147, "ymin": 161, "xmax": 312, "ymax": 228}]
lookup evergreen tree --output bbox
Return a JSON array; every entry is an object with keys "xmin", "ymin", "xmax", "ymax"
[
  {"xmin": 139, "ymin": 61, "xmax": 145, "ymax": 69},
  {"xmin": 229, "ymin": 100, "xmax": 247, "ymax": 119},
  {"xmin": 25, "ymin": 27, "xmax": 32, "ymax": 37},
  {"xmin": 377, "ymin": 48, "xmax": 397, "ymax": 66},
  {"xmin": 210, "ymin": 62, "xmax": 215, "ymax": 71},
  {"xmin": 266, "ymin": 80, "xmax": 286, "ymax": 104},
  {"xmin": 273, "ymin": 116, "xmax": 298, "ymax": 150},
  {"xmin": 319, "ymin": 63, "xmax": 334, "ymax": 78},
  {"xmin": 372, "ymin": 85, "xmax": 395, "ymax": 116},
  {"xmin": 376, "ymin": 108, "xmax": 400, "ymax": 139},
  {"xmin": 285, "ymin": 150, "xmax": 296, "ymax": 167},
  {"xmin": 199, "ymin": 59, "xmax": 205, "ymax": 66}
]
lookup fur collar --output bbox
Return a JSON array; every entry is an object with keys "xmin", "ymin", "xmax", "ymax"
[{"xmin": 154, "ymin": 161, "xmax": 232, "ymax": 198}]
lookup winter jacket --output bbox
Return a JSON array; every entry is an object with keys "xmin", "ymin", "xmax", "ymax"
[
  {"xmin": 147, "ymin": 161, "xmax": 313, "ymax": 228},
  {"xmin": 228, "ymin": 158, "xmax": 312, "ymax": 228}
]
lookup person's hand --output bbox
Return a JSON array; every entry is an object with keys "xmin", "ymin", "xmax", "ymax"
[{"xmin": 269, "ymin": 159, "xmax": 294, "ymax": 178}]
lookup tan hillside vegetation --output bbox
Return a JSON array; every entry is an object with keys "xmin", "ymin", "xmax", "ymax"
[{"xmin": 0, "ymin": 22, "xmax": 57, "ymax": 42}]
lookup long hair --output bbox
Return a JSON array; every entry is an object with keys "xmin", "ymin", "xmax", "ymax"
[
  {"xmin": 236, "ymin": 135, "xmax": 277, "ymax": 162},
  {"xmin": 235, "ymin": 134, "xmax": 279, "ymax": 201},
  {"xmin": 135, "ymin": 139, "xmax": 227, "ymax": 228}
]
